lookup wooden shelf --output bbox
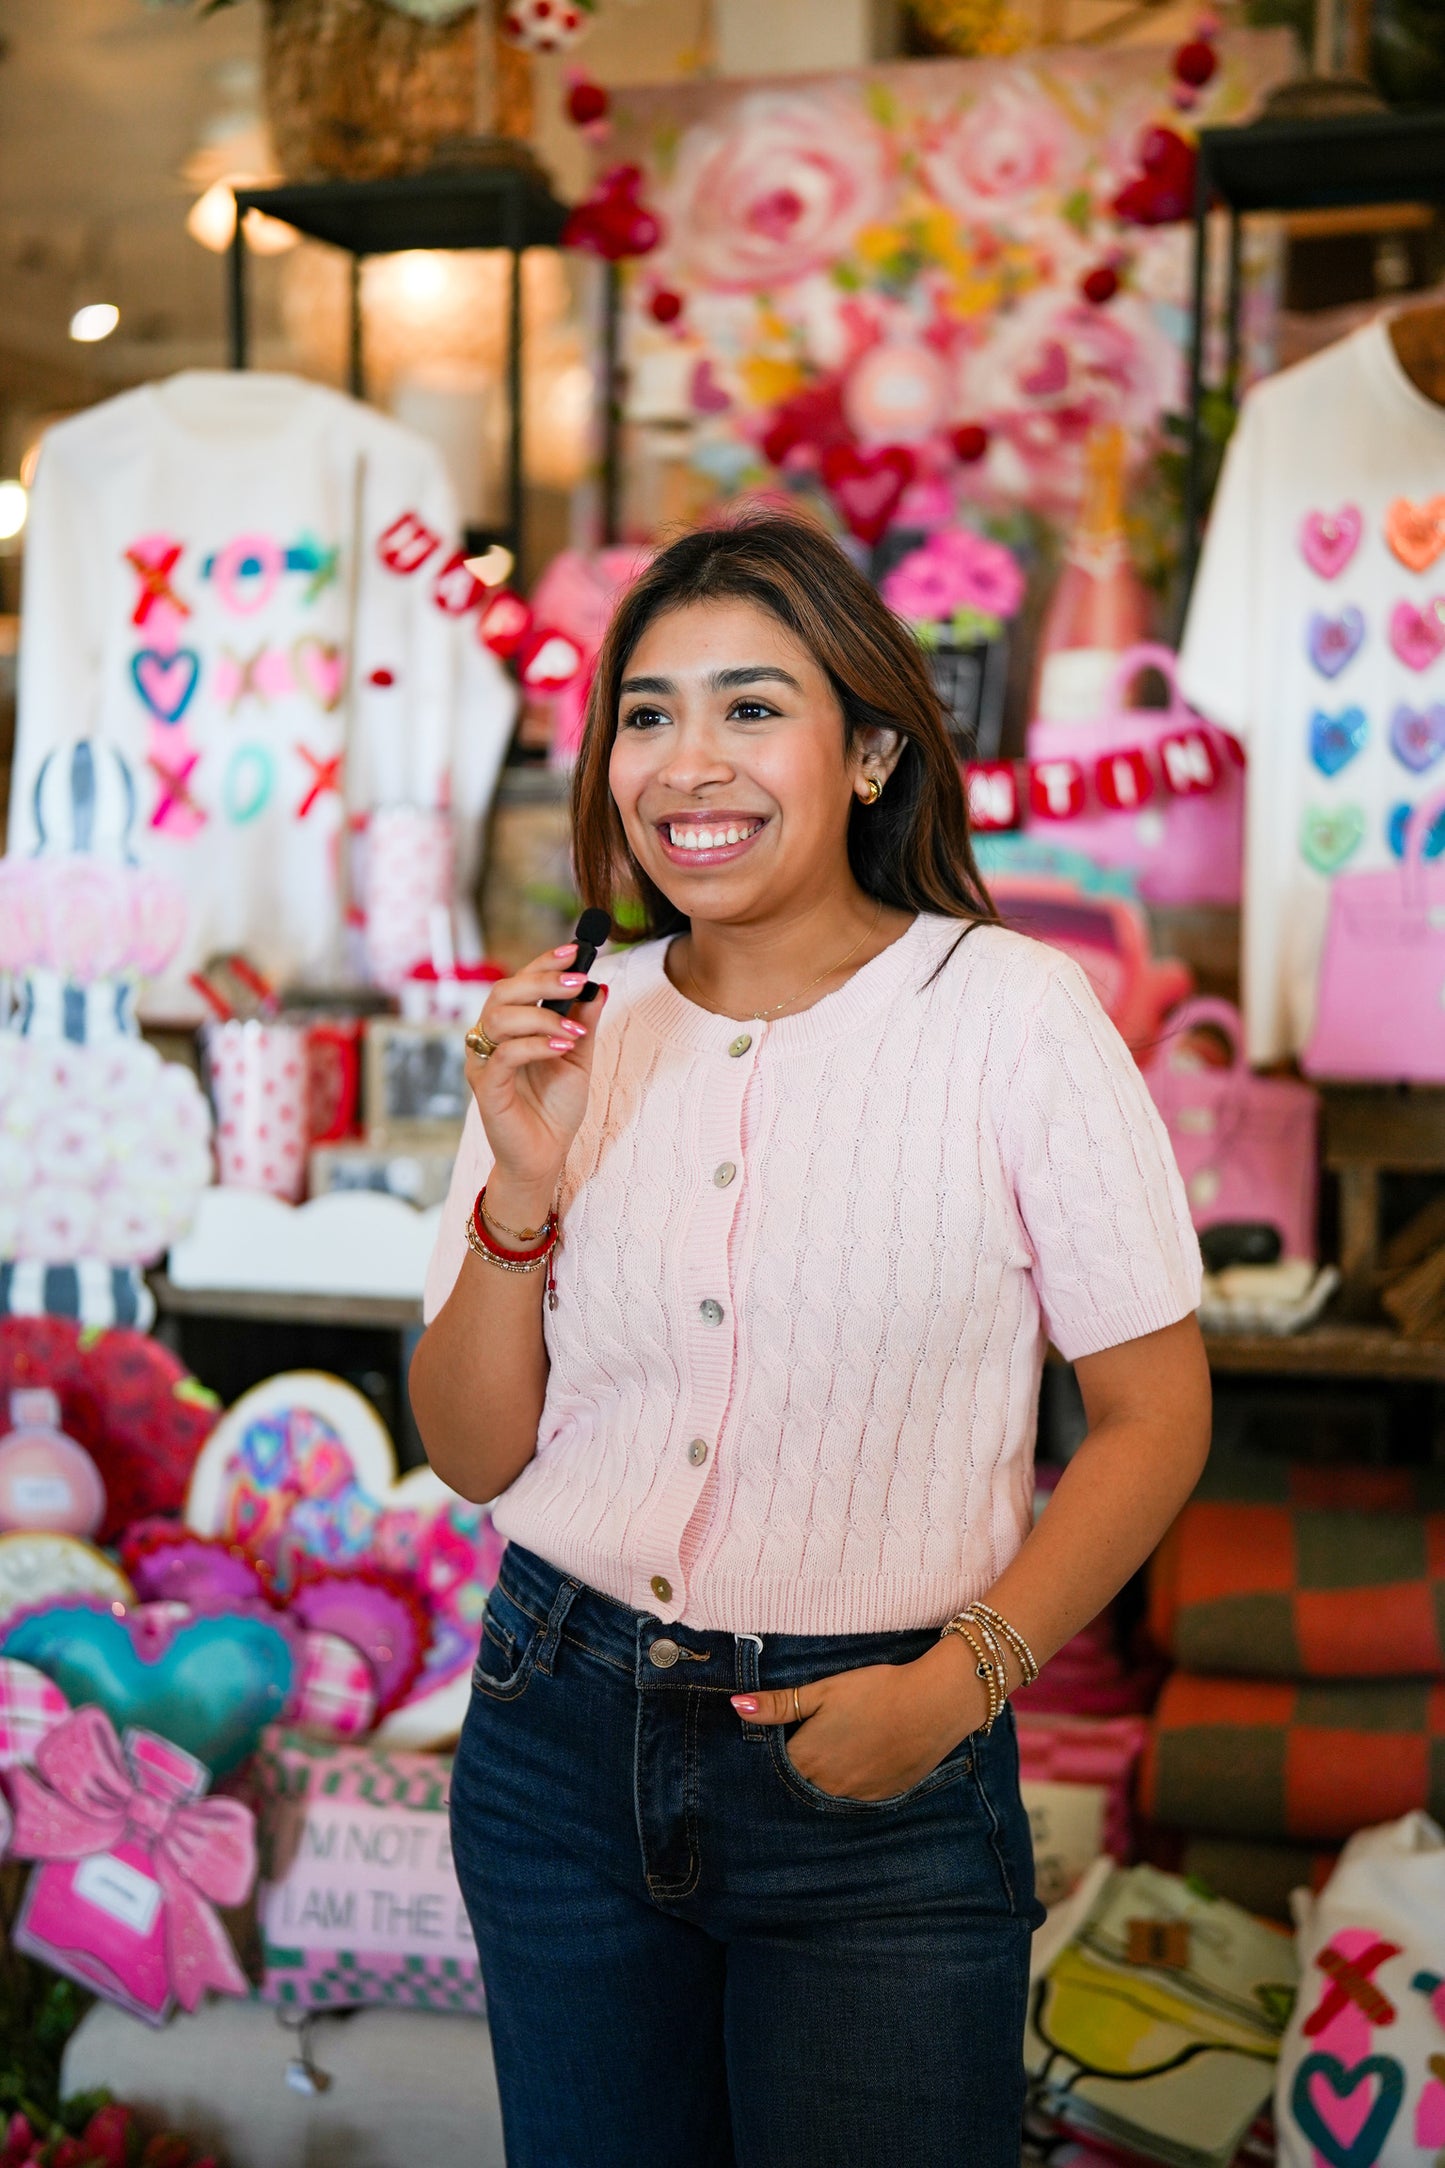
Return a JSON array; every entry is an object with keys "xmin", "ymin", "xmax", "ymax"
[
  {"xmin": 149, "ymin": 1274, "xmax": 422, "ymax": 1333},
  {"xmin": 1202, "ymin": 1322, "xmax": 1445, "ymax": 1383}
]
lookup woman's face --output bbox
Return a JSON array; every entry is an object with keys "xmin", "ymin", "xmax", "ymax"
[{"xmin": 608, "ymin": 598, "xmax": 884, "ymax": 928}]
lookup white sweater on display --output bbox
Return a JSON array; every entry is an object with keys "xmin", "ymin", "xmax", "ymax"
[
  {"xmin": 10, "ymin": 370, "xmax": 516, "ymax": 1001},
  {"xmin": 426, "ymin": 914, "xmax": 1202, "ymax": 1636}
]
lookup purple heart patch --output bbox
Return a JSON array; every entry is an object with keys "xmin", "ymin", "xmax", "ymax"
[
  {"xmin": 1390, "ymin": 703, "xmax": 1445, "ymax": 774},
  {"xmin": 1308, "ymin": 608, "xmax": 1365, "ymax": 680}
]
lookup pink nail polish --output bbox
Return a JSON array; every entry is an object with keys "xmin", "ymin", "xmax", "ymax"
[
  {"xmin": 553, "ymin": 944, "xmax": 578, "ymax": 958},
  {"xmin": 731, "ymin": 1696, "xmax": 759, "ymax": 1714},
  {"xmin": 548, "ymin": 1037, "xmax": 574, "ymax": 1051},
  {"xmin": 560, "ymin": 974, "xmax": 586, "ymax": 989}
]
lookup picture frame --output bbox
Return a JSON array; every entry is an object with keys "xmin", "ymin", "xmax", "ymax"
[{"xmin": 362, "ymin": 1019, "xmax": 470, "ymax": 1147}]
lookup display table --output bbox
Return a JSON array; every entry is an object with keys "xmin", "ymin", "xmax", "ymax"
[{"xmin": 63, "ymin": 2000, "xmax": 506, "ymax": 2168}]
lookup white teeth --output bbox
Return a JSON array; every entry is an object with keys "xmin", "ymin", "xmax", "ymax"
[{"xmin": 667, "ymin": 820, "xmax": 761, "ymax": 850}]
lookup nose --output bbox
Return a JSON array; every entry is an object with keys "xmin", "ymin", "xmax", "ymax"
[{"xmin": 653, "ymin": 718, "xmax": 736, "ymax": 796}]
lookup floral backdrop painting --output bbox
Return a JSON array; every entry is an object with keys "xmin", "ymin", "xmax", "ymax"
[{"xmin": 600, "ymin": 34, "xmax": 1294, "ymax": 553}]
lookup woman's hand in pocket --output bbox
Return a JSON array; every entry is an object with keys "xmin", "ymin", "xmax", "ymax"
[{"xmin": 731, "ymin": 1642, "xmax": 990, "ymax": 1802}]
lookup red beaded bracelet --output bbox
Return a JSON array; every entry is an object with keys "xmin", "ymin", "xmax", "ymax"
[{"xmin": 465, "ymin": 1188, "xmax": 561, "ymax": 1309}]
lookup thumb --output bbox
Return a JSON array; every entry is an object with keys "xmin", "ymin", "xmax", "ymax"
[{"xmin": 730, "ymin": 1685, "xmax": 817, "ymax": 1727}]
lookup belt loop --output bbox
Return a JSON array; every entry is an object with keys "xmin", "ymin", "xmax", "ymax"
[
  {"xmin": 733, "ymin": 1633, "xmax": 762, "ymax": 1693},
  {"xmin": 536, "ymin": 1577, "xmax": 581, "ymax": 1677}
]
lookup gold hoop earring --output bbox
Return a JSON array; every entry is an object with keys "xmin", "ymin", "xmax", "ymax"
[{"xmin": 860, "ymin": 775, "xmax": 883, "ymax": 806}]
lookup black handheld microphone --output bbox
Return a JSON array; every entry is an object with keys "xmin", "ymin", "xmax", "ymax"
[{"xmin": 540, "ymin": 907, "xmax": 611, "ymax": 1015}]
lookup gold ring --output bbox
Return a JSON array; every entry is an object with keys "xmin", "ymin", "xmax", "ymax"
[
  {"xmin": 792, "ymin": 1684, "xmax": 802, "ymax": 1725},
  {"xmin": 465, "ymin": 1024, "xmax": 498, "ymax": 1061}
]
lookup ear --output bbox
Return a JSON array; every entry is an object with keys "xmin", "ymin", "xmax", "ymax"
[{"xmin": 853, "ymin": 723, "xmax": 903, "ymax": 785}]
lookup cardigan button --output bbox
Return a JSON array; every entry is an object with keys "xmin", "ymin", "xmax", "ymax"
[
  {"xmin": 687, "ymin": 1438, "xmax": 709, "ymax": 1466},
  {"xmin": 699, "ymin": 1299, "xmax": 724, "ymax": 1326},
  {"xmin": 728, "ymin": 1033, "xmax": 752, "ymax": 1058},
  {"xmin": 650, "ymin": 1575, "xmax": 673, "ymax": 1605},
  {"xmin": 713, "ymin": 1162, "xmax": 736, "ymax": 1188}
]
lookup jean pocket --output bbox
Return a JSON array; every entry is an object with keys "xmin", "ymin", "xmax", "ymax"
[
  {"xmin": 470, "ymin": 1581, "xmax": 543, "ymax": 1703},
  {"xmin": 767, "ymin": 1725, "xmax": 974, "ymax": 1815}
]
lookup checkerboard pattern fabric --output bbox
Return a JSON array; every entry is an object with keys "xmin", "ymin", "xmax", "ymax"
[
  {"xmin": 1149, "ymin": 1503, "xmax": 1445, "ymax": 1679},
  {"xmin": 0, "ymin": 1658, "xmax": 69, "ymax": 1770},
  {"xmin": 1140, "ymin": 1674, "xmax": 1445, "ymax": 1843},
  {"xmin": 291, "ymin": 1632, "xmax": 378, "ymax": 1741},
  {"xmin": 262, "ymin": 1951, "xmax": 486, "ymax": 2016},
  {"xmin": 253, "ymin": 1727, "xmax": 484, "ymax": 2017}
]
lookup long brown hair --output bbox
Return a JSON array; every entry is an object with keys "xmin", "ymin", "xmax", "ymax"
[{"xmin": 571, "ymin": 512, "xmax": 997, "ymax": 941}]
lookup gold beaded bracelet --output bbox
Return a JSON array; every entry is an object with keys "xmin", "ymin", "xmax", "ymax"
[{"xmin": 939, "ymin": 1602, "xmax": 1039, "ymax": 1732}]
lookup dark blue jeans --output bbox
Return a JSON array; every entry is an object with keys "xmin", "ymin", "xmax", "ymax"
[{"xmin": 449, "ymin": 1542, "xmax": 1041, "ymax": 2168}]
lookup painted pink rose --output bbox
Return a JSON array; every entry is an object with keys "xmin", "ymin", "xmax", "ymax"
[
  {"xmin": 919, "ymin": 75, "xmax": 1083, "ymax": 217},
  {"xmin": 664, "ymin": 92, "xmax": 893, "ymax": 292},
  {"xmin": 959, "ymin": 290, "xmax": 1177, "ymax": 507}
]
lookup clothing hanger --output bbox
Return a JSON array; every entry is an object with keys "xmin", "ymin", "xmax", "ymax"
[{"xmin": 1388, "ymin": 300, "xmax": 1445, "ymax": 409}]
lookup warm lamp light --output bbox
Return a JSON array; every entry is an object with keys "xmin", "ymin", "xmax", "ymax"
[
  {"xmin": 187, "ymin": 176, "xmax": 298, "ymax": 256},
  {"xmin": 0, "ymin": 482, "xmax": 27, "ymax": 541},
  {"xmin": 69, "ymin": 303, "xmax": 119, "ymax": 343}
]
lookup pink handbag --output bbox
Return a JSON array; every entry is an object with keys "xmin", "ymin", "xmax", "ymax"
[
  {"xmin": 1146, "ymin": 997, "xmax": 1319, "ymax": 1262},
  {"xmin": 1303, "ymin": 792, "xmax": 1445, "ymax": 1084},
  {"xmin": 1026, "ymin": 643, "xmax": 1244, "ymax": 906}
]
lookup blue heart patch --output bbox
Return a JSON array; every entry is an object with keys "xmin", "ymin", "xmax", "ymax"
[
  {"xmin": 1387, "ymin": 802, "xmax": 1445, "ymax": 860},
  {"xmin": 1291, "ymin": 2052, "xmax": 1403, "ymax": 2168},
  {"xmin": 3, "ymin": 1603, "xmax": 293, "ymax": 1775},
  {"xmin": 1310, "ymin": 707, "xmax": 1367, "ymax": 777}
]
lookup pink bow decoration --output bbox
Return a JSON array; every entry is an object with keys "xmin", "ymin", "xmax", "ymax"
[{"xmin": 7, "ymin": 1706, "xmax": 255, "ymax": 2011}]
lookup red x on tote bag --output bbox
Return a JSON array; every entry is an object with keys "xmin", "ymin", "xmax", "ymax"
[
  {"xmin": 1146, "ymin": 997, "xmax": 1319, "ymax": 1263},
  {"xmin": 1303, "ymin": 792, "xmax": 1445, "ymax": 1084}
]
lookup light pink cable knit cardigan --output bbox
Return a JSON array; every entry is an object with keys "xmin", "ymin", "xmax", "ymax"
[{"xmin": 425, "ymin": 914, "xmax": 1200, "ymax": 1636}]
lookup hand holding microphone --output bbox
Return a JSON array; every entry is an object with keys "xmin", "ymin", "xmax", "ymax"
[{"xmin": 463, "ymin": 909, "xmax": 612, "ymax": 1204}]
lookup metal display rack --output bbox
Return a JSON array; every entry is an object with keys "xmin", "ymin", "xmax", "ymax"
[
  {"xmin": 229, "ymin": 159, "xmax": 570, "ymax": 568},
  {"xmin": 1184, "ymin": 107, "xmax": 1445, "ymax": 600}
]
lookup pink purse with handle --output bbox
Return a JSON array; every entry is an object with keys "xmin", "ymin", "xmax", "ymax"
[
  {"xmin": 1146, "ymin": 997, "xmax": 1319, "ymax": 1262},
  {"xmin": 1025, "ymin": 643, "xmax": 1244, "ymax": 907},
  {"xmin": 1303, "ymin": 792, "xmax": 1445, "ymax": 1084}
]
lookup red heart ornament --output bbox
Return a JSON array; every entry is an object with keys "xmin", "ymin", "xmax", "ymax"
[
  {"xmin": 520, "ymin": 627, "xmax": 584, "ymax": 691},
  {"xmin": 477, "ymin": 588, "xmax": 533, "ymax": 660},
  {"xmin": 820, "ymin": 444, "xmax": 915, "ymax": 545}
]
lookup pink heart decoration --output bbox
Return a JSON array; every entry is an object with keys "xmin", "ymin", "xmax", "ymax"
[
  {"xmin": 0, "ymin": 1655, "xmax": 69, "ymax": 1770},
  {"xmin": 1021, "ymin": 339, "xmax": 1069, "ymax": 399},
  {"xmin": 1390, "ymin": 599, "xmax": 1445, "ymax": 673},
  {"xmin": 690, "ymin": 360, "xmax": 731, "ymax": 415},
  {"xmin": 820, "ymin": 444, "xmax": 917, "ymax": 546},
  {"xmin": 1300, "ymin": 505, "xmax": 1362, "ymax": 581}
]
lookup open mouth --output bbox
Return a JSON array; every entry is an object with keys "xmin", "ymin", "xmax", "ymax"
[{"xmin": 657, "ymin": 817, "xmax": 768, "ymax": 865}]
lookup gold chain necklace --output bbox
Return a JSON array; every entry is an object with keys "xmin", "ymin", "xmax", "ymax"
[{"xmin": 682, "ymin": 900, "xmax": 884, "ymax": 1022}]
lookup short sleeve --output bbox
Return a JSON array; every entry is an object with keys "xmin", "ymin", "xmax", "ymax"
[
  {"xmin": 1000, "ymin": 957, "xmax": 1202, "ymax": 1363},
  {"xmin": 1176, "ymin": 393, "xmax": 1259, "ymax": 742},
  {"xmin": 423, "ymin": 1099, "xmax": 493, "ymax": 1323}
]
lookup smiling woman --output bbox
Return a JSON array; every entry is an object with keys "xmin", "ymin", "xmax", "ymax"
[{"xmin": 410, "ymin": 513, "xmax": 1210, "ymax": 2168}]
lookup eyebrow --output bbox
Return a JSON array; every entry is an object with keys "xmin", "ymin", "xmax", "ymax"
[{"xmin": 618, "ymin": 665, "xmax": 803, "ymax": 696}]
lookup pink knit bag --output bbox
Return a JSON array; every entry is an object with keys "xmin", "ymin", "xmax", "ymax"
[
  {"xmin": 1303, "ymin": 790, "xmax": 1445, "ymax": 1084},
  {"xmin": 1026, "ymin": 643, "xmax": 1243, "ymax": 906},
  {"xmin": 1146, "ymin": 997, "xmax": 1319, "ymax": 1262}
]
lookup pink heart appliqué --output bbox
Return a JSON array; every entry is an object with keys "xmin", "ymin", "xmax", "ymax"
[
  {"xmin": 1390, "ymin": 599, "xmax": 1445, "ymax": 673},
  {"xmin": 131, "ymin": 649, "xmax": 200, "ymax": 725},
  {"xmin": 820, "ymin": 444, "xmax": 916, "ymax": 546},
  {"xmin": 1300, "ymin": 505, "xmax": 1362, "ymax": 580},
  {"xmin": 292, "ymin": 637, "xmax": 345, "ymax": 713}
]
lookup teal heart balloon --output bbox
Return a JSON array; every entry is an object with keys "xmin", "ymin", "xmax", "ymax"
[{"xmin": 2, "ymin": 1603, "xmax": 294, "ymax": 1776}]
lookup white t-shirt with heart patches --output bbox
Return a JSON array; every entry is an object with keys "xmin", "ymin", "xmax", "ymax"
[{"xmin": 1179, "ymin": 318, "xmax": 1445, "ymax": 1063}]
